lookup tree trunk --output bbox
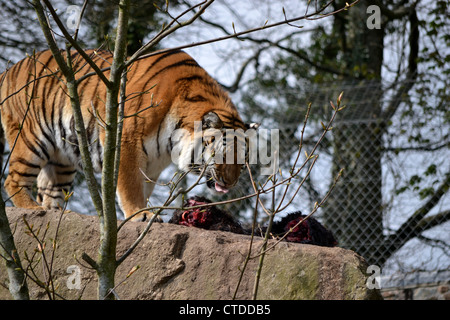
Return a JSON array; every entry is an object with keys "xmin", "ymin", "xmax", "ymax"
[
  {"xmin": 96, "ymin": 0, "xmax": 130, "ymax": 300},
  {"xmin": 323, "ymin": 0, "xmax": 385, "ymax": 266},
  {"xmin": 0, "ymin": 194, "xmax": 29, "ymax": 300},
  {"xmin": 325, "ymin": 100, "xmax": 384, "ymax": 265}
]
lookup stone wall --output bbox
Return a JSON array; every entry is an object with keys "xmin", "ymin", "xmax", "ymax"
[{"xmin": 0, "ymin": 208, "xmax": 382, "ymax": 300}]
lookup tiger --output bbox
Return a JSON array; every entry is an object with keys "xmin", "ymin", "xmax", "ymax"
[{"xmin": 0, "ymin": 49, "xmax": 258, "ymax": 221}]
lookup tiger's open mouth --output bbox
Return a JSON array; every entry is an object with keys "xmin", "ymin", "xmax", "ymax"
[{"xmin": 205, "ymin": 174, "xmax": 230, "ymax": 194}]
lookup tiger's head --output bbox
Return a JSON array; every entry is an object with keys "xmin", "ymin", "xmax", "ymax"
[{"xmin": 170, "ymin": 111, "xmax": 259, "ymax": 194}]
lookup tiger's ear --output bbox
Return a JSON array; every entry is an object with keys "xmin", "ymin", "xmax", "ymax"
[
  {"xmin": 245, "ymin": 122, "xmax": 260, "ymax": 130},
  {"xmin": 202, "ymin": 111, "xmax": 223, "ymax": 129}
]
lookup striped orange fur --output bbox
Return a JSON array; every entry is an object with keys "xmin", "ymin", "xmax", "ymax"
[{"xmin": 0, "ymin": 49, "xmax": 249, "ymax": 220}]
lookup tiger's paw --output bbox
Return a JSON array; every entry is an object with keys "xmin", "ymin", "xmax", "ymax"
[
  {"xmin": 28, "ymin": 206, "xmax": 47, "ymax": 216},
  {"xmin": 129, "ymin": 211, "xmax": 162, "ymax": 223},
  {"xmin": 30, "ymin": 205, "xmax": 46, "ymax": 211}
]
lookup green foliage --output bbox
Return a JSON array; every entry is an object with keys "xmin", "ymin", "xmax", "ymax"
[{"xmin": 395, "ymin": 164, "xmax": 443, "ymax": 200}]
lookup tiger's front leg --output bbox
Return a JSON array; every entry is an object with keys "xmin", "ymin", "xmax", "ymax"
[
  {"xmin": 36, "ymin": 162, "xmax": 76, "ymax": 210},
  {"xmin": 115, "ymin": 142, "xmax": 160, "ymax": 222},
  {"xmin": 5, "ymin": 168, "xmax": 43, "ymax": 210}
]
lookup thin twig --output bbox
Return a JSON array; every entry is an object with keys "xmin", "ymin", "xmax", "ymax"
[
  {"xmin": 252, "ymin": 165, "xmax": 278, "ymax": 300},
  {"xmin": 40, "ymin": 0, "xmax": 111, "ymax": 87},
  {"xmin": 233, "ymin": 181, "xmax": 260, "ymax": 300},
  {"xmin": 48, "ymin": 199, "xmax": 71, "ymax": 299},
  {"xmin": 72, "ymin": 0, "xmax": 88, "ymax": 42},
  {"xmin": 274, "ymin": 103, "xmax": 312, "ymax": 209},
  {"xmin": 113, "ymin": 69, "xmax": 127, "ymax": 192},
  {"xmin": 250, "ymin": 168, "xmax": 344, "ymax": 259},
  {"xmin": 126, "ymin": 0, "xmax": 214, "ymax": 66}
]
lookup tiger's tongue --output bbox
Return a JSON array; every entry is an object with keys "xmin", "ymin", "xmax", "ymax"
[{"xmin": 215, "ymin": 182, "xmax": 229, "ymax": 193}]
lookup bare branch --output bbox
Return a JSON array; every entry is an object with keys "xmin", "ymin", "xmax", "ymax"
[
  {"xmin": 129, "ymin": 0, "xmax": 360, "ymax": 63},
  {"xmin": 383, "ymin": 172, "xmax": 450, "ymax": 263},
  {"xmin": 73, "ymin": 0, "xmax": 89, "ymax": 41},
  {"xmin": 40, "ymin": 0, "xmax": 111, "ymax": 87},
  {"xmin": 126, "ymin": 0, "xmax": 215, "ymax": 67},
  {"xmin": 381, "ymin": 7, "xmax": 419, "ymax": 122},
  {"xmin": 416, "ymin": 210, "xmax": 450, "ymax": 233},
  {"xmin": 384, "ymin": 141, "xmax": 450, "ymax": 153}
]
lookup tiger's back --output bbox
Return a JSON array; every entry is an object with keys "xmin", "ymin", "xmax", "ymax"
[{"xmin": 0, "ymin": 49, "xmax": 249, "ymax": 220}]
